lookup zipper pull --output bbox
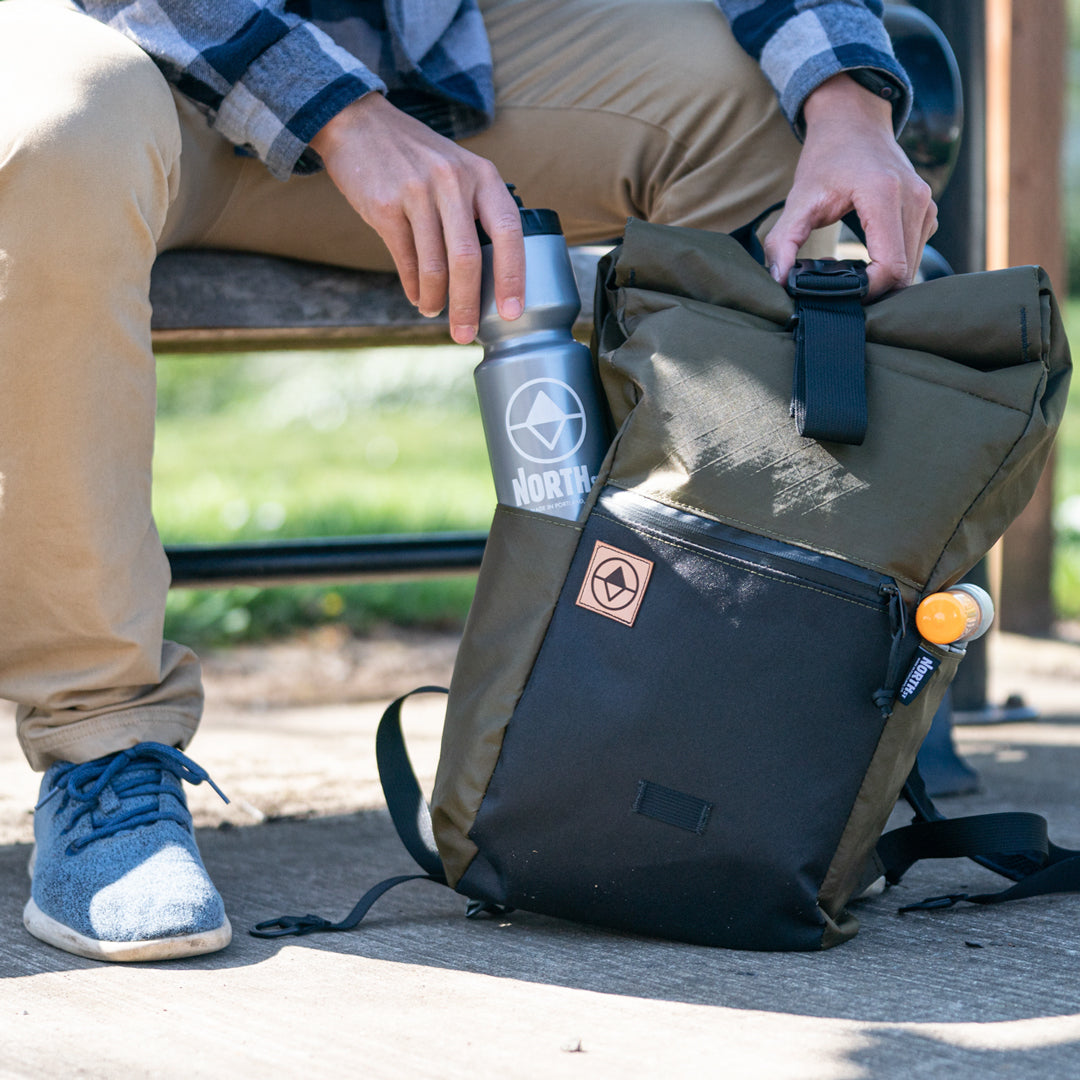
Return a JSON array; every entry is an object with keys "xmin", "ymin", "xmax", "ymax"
[{"xmin": 872, "ymin": 584, "xmax": 908, "ymax": 718}]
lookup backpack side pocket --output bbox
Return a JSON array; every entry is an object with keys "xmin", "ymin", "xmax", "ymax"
[
  {"xmin": 432, "ymin": 504, "xmax": 584, "ymax": 885},
  {"xmin": 817, "ymin": 641, "xmax": 962, "ymax": 934}
]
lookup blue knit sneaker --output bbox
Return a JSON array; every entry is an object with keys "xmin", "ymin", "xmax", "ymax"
[{"xmin": 24, "ymin": 743, "xmax": 232, "ymax": 962}]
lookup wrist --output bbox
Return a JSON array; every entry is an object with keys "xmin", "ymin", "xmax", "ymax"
[
  {"xmin": 802, "ymin": 72, "xmax": 895, "ymax": 133},
  {"xmin": 309, "ymin": 91, "xmax": 384, "ymax": 158}
]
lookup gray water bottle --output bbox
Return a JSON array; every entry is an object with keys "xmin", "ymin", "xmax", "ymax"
[{"xmin": 474, "ymin": 191, "xmax": 608, "ymax": 521}]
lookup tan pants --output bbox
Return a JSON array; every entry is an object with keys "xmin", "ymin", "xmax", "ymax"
[{"xmin": 0, "ymin": 0, "xmax": 802, "ymax": 769}]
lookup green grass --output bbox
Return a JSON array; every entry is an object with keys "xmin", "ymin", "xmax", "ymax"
[
  {"xmin": 154, "ymin": 346, "xmax": 493, "ymax": 645},
  {"xmin": 154, "ymin": 316, "xmax": 1080, "ymax": 647}
]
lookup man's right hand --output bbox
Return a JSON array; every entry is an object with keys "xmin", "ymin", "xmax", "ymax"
[
  {"xmin": 310, "ymin": 92, "xmax": 525, "ymax": 344},
  {"xmin": 763, "ymin": 74, "xmax": 937, "ymax": 300}
]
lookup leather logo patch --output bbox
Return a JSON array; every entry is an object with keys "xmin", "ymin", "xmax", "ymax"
[{"xmin": 575, "ymin": 541, "xmax": 653, "ymax": 627}]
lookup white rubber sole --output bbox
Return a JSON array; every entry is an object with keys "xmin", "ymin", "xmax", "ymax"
[{"xmin": 23, "ymin": 898, "xmax": 232, "ymax": 962}]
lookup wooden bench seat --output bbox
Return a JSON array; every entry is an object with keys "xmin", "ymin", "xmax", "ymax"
[{"xmin": 149, "ymin": 247, "xmax": 604, "ymax": 352}]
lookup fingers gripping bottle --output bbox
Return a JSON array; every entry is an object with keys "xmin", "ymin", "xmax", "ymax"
[{"xmin": 474, "ymin": 190, "xmax": 609, "ymax": 522}]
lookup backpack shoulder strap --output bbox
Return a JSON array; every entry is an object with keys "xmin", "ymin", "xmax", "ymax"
[
  {"xmin": 875, "ymin": 762, "xmax": 1080, "ymax": 912},
  {"xmin": 250, "ymin": 688, "xmax": 449, "ymax": 939},
  {"xmin": 375, "ymin": 686, "xmax": 449, "ymax": 880}
]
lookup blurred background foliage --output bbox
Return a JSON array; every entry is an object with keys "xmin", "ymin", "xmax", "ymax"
[{"xmin": 155, "ymin": 311, "xmax": 1080, "ymax": 649}]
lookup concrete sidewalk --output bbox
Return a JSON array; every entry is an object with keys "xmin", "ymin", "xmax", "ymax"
[{"xmin": 2, "ymin": 631, "xmax": 1079, "ymax": 1078}]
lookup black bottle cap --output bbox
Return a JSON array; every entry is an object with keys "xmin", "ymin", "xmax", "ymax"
[{"xmin": 476, "ymin": 184, "xmax": 562, "ymax": 245}]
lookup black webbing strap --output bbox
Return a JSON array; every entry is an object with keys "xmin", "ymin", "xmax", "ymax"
[
  {"xmin": 890, "ymin": 834, "xmax": 1080, "ymax": 914},
  {"xmin": 901, "ymin": 762, "xmax": 1046, "ymax": 881},
  {"xmin": 786, "ymin": 259, "xmax": 870, "ymax": 445},
  {"xmin": 251, "ymin": 687, "xmax": 449, "ymax": 939},
  {"xmin": 871, "ymin": 762, "xmax": 1080, "ymax": 914},
  {"xmin": 374, "ymin": 686, "xmax": 449, "ymax": 879},
  {"xmin": 877, "ymin": 812, "xmax": 1050, "ymax": 885},
  {"xmin": 251, "ymin": 873, "xmax": 445, "ymax": 938}
]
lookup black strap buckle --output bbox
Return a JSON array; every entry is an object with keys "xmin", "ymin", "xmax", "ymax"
[
  {"xmin": 786, "ymin": 258, "xmax": 869, "ymax": 300},
  {"xmin": 251, "ymin": 913, "xmax": 334, "ymax": 938}
]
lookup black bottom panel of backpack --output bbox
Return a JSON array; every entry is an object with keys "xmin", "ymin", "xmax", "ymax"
[{"xmin": 459, "ymin": 486, "xmax": 902, "ymax": 951}]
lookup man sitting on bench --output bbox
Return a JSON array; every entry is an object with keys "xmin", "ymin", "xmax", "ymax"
[{"xmin": 0, "ymin": 0, "xmax": 935, "ymax": 961}]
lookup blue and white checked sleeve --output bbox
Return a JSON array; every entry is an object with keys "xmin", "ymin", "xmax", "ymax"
[
  {"xmin": 74, "ymin": 1, "xmax": 385, "ymax": 179},
  {"xmin": 716, "ymin": 0, "xmax": 912, "ymax": 135}
]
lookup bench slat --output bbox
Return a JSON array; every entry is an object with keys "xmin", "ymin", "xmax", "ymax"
[{"xmin": 150, "ymin": 247, "xmax": 606, "ymax": 351}]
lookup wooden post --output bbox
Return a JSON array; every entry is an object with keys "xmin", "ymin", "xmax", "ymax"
[{"xmin": 985, "ymin": 0, "xmax": 1067, "ymax": 635}]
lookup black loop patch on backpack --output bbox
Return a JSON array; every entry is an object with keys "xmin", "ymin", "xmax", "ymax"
[{"xmin": 633, "ymin": 780, "xmax": 712, "ymax": 835}]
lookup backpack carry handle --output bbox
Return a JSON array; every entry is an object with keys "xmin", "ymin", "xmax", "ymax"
[
  {"xmin": 729, "ymin": 203, "xmax": 871, "ymax": 447},
  {"xmin": 786, "ymin": 258, "xmax": 870, "ymax": 446}
]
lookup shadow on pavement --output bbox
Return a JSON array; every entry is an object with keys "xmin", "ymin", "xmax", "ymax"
[
  {"xmin": 3, "ymin": 726, "xmax": 1079, "ymax": 1035},
  {"xmin": 846, "ymin": 1027, "xmax": 1080, "ymax": 1078}
]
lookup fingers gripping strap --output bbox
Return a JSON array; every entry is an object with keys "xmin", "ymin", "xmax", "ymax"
[
  {"xmin": 787, "ymin": 260, "xmax": 869, "ymax": 445},
  {"xmin": 375, "ymin": 687, "xmax": 449, "ymax": 880}
]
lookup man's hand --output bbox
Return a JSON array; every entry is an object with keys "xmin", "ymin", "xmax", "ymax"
[
  {"xmin": 763, "ymin": 73, "xmax": 937, "ymax": 299},
  {"xmin": 310, "ymin": 92, "xmax": 525, "ymax": 343}
]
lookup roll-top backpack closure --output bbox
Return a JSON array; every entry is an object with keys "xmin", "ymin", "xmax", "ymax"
[
  {"xmin": 593, "ymin": 218, "xmax": 1071, "ymax": 598},
  {"xmin": 253, "ymin": 214, "xmax": 1072, "ymax": 955}
]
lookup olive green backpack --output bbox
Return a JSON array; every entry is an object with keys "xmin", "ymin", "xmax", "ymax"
[{"xmin": 256, "ymin": 218, "xmax": 1073, "ymax": 951}]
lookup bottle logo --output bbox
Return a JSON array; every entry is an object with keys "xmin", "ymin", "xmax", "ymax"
[
  {"xmin": 575, "ymin": 541, "xmax": 654, "ymax": 627},
  {"xmin": 505, "ymin": 378, "xmax": 588, "ymax": 465}
]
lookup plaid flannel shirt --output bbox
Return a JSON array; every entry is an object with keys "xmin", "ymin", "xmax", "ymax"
[{"xmin": 75, "ymin": 0, "xmax": 911, "ymax": 181}]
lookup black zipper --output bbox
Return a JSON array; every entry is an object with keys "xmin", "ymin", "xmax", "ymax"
[
  {"xmin": 595, "ymin": 487, "xmax": 893, "ymax": 610},
  {"xmin": 594, "ymin": 487, "xmax": 912, "ymax": 715}
]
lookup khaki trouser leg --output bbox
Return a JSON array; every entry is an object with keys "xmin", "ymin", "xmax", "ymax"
[
  {"xmin": 0, "ymin": 2, "xmax": 204, "ymax": 769},
  {"xmin": 470, "ymin": 0, "xmax": 803, "ymax": 242}
]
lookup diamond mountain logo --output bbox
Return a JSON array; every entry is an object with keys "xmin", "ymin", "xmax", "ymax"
[
  {"xmin": 505, "ymin": 377, "xmax": 588, "ymax": 464},
  {"xmin": 575, "ymin": 541, "xmax": 654, "ymax": 627},
  {"xmin": 593, "ymin": 560, "xmax": 638, "ymax": 610}
]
